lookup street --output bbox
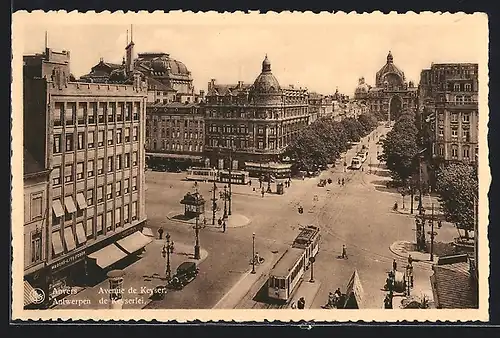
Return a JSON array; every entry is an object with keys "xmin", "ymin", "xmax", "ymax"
[{"xmin": 142, "ymin": 125, "xmax": 435, "ymax": 309}]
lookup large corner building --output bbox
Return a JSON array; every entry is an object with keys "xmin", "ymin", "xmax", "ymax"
[{"xmin": 23, "ymin": 47, "xmax": 149, "ymax": 307}]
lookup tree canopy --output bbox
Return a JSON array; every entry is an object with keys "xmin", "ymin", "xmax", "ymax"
[
  {"xmin": 285, "ymin": 113, "xmax": 379, "ymax": 172},
  {"xmin": 379, "ymin": 111, "xmax": 419, "ymax": 183},
  {"xmin": 436, "ymin": 163, "xmax": 478, "ymax": 238}
]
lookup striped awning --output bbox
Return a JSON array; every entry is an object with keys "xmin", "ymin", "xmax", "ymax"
[{"xmin": 24, "ymin": 280, "xmax": 42, "ymax": 307}]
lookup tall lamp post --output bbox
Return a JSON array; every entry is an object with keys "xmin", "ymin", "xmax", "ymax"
[
  {"xmin": 221, "ymin": 185, "xmax": 228, "ymax": 219},
  {"xmin": 193, "ymin": 194, "xmax": 205, "ymax": 260},
  {"xmin": 228, "ymin": 142, "xmax": 234, "ymax": 216},
  {"xmin": 162, "ymin": 232, "xmax": 174, "ymax": 281},
  {"xmin": 211, "ymin": 169, "xmax": 218, "ymax": 226},
  {"xmin": 251, "ymin": 232, "xmax": 256, "ymax": 274}
]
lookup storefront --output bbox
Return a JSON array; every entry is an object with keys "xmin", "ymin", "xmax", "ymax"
[
  {"xmin": 86, "ymin": 222, "xmax": 152, "ymax": 277},
  {"xmin": 47, "ymin": 248, "xmax": 87, "ymax": 306}
]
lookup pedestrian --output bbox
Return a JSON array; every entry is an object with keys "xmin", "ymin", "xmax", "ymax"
[
  {"xmin": 218, "ymin": 218, "xmax": 222, "ymax": 227},
  {"xmin": 222, "ymin": 220, "xmax": 226, "ymax": 233},
  {"xmin": 392, "ymin": 259, "xmax": 397, "ymax": 271},
  {"xmin": 384, "ymin": 294, "xmax": 393, "ymax": 309},
  {"xmin": 291, "ymin": 302, "xmax": 297, "ymax": 309},
  {"xmin": 261, "ymin": 188, "xmax": 265, "ymax": 198},
  {"xmin": 407, "ymin": 254, "xmax": 413, "ymax": 266},
  {"xmin": 342, "ymin": 178, "xmax": 345, "ymax": 186},
  {"xmin": 158, "ymin": 227, "xmax": 164, "ymax": 240},
  {"xmin": 341, "ymin": 244, "xmax": 348, "ymax": 259},
  {"xmin": 297, "ymin": 297, "xmax": 306, "ymax": 309},
  {"xmin": 338, "ymin": 178, "xmax": 341, "ymax": 185},
  {"xmin": 407, "ymin": 264, "xmax": 414, "ymax": 287}
]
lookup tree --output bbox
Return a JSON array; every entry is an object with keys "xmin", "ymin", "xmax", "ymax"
[
  {"xmin": 379, "ymin": 112, "xmax": 419, "ymax": 183},
  {"xmin": 436, "ymin": 163, "xmax": 478, "ymax": 240},
  {"xmin": 357, "ymin": 113, "xmax": 378, "ymax": 134}
]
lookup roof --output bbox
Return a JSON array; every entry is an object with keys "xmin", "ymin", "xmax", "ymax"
[
  {"xmin": 292, "ymin": 226, "xmax": 320, "ymax": 249},
  {"xmin": 24, "ymin": 147, "xmax": 45, "ymax": 176},
  {"xmin": 207, "ymin": 83, "xmax": 252, "ymax": 96},
  {"xmin": 430, "ymin": 256, "xmax": 478, "ymax": 309},
  {"xmin": 146, "ymin": 153, "xmax": 203, "ymax": 161},
  {"xmin": 270, "ymin": 247, "xmax": 304, "ymax": 278},
  {"xmin": 147, "ymin": 77, "xmax": 176, "ymax": 91},
  {"xmin": 147, "ymin": 102, "xmax": 199, "ymax": 110}
]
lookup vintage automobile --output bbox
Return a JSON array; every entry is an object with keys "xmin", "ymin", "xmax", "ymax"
[{"xmin": 169, "ymin": 261, "xmax": 199, "ymax": 289}]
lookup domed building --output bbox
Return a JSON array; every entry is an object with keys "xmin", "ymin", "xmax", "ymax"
[
  {"xmin": 353, "ymin": 51, "xmax": 418, "ymax": 121},
  {"xmin": 204, "ymin": 55, "xmax": 310, "ymax": 176}
]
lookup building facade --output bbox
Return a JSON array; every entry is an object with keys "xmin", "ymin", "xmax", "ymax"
[
  {"xmin": 145, "ymin": 102, "xmax": 206, "ymax": 169},
  {"xmin": 24, "ymin": 47, "xmax": 148, "ymax": 306},
  {"xmin": 203, "ymin": 56, "xmax": 309, "ymax": 171},
  {"xmin": 418, "ymin": 63, "xmax": 479, "ymax": 163},
  {"xmin": 354, "ymin": 51, "xmax": 418, "ymax": 121},
  {"xmin": 23, "ymin": 148, "xmax": 51, "ymax": 308},
  {"xmin": 308, "ymin": 92, "xmax": 334, "ymax": 123}
]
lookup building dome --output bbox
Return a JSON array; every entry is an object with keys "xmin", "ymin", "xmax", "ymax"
[
  {"xmin": 376, "ymin": 51, "xmax": 405, "ymax": 87},
  {"xmin": 252, "ymin": 55, "xmax": 281, "ymax": 92},
  {"xmin": 150, "ymin": 55, "xmax": 190, "ymax": 76},
  {"xmin": 355, "ymin": 77, "xmax": 370, "ymax": 94}
]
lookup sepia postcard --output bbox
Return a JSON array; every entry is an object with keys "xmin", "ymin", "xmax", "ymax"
[{"xmin": 11, "ymin": 11, "xmax": 490, "ymax": 322}]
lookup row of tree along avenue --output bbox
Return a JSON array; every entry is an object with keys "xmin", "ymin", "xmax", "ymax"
[
  {"xmin": 379, "ymin": 108, "xmax": 478, "ymax": 246},
  {"xmin": 286, "ymin": 113, "xmax": 379, "ymax": 173},
  {"xmin": 378, "ymin": 110, "xmax": 420, "ymax": 186}
]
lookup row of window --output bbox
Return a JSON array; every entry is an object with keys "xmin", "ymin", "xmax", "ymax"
[
  {"xmin": 148, "ymin": 117, "xmax": 203, "ymax": 128},
  {"xmin": 147, "ymin": 129, "xmax": 202, "ymax": 139},
  {"xmin": 52, "ymin": 153, "xmax": 139, "ymax": 185},
  {"xmin": 52, "ymin": 186, "xmax": 138, "ymax": 226},
  {"xmin": 438, "ymin": 128, "xmax": 472, "ymax": 141},
  {"xmin": 51, "ymin": 201, "xmax": 138, "ymax": 257},
  {"xmin": 452, "ymin": 83, "xmax": 473, "ymax": 92},
  {"xmin": 436, "ymin": 144, "xmax": 477, "ymax": 159},
  {"xmin": 53, "ymin": 101, "xmax": 141, "ymax": 126},
  {"xmin": 208, "ymin": 138, "xmax": 279, "ymax": 150},
  {"xmin": 149, "ymin": 141, "xmax": 203, "ymax": 152},
  {"xmin": 53, "ymin": 127, "xmax": 139, "ymax": 153}
]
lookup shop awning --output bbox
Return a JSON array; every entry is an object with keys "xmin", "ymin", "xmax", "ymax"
[
  {"xmin": 75, "ymin": 222, "xmax": 87, "ymax": 245},
  {"xmin": 64, "ymin": 196, "xmax": 77, "ymax": 214},
  {"xmin": 142, "ymin": 227, "xmax": 155, "ymax": 237},
  {"xmin": 64, "ymin": 227, "xmax": 76, "ymax": 251},
  {"xmin": 24, "ymin": 280, "xmax": 41, "ymax": 307},
  {"xmin": 88, "ymin": 244, "xmax": 127, "ymax": 269},
  {"xmin": 116, "ymin": 231, "xmax": 153, "ymax": 254},
  {"xmin": 52, "ymin": 199, "xmax": 64, "ymax": 218},
  {"xmin": 52, "ymin": 231, "xmax": 64, "ymax": 255},
  {"xmin": 76, "ymin": 193, "xmax": 88, "ymax": 210}
]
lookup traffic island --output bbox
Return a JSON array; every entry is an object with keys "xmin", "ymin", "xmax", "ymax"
[
  {"xmin": 167, "ymin": 210, "xmax": 251, "ymax": 228},
  {"xmin": 389, "ymin": 240, "xmax": 437, "ymax": 264}
]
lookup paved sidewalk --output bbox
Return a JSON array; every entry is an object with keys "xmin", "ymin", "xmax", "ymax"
[
  {"xmin": 389, "ymin": 240, "xmax": 438, "ymax": 265},
  {"xmin": 213, "ymin": 251, "xmax": 277, "ymax": 309},
  {"xmin": 288, "ymin": 279, "xmax": 322, "ymax": 309},
  {"xmin": 53, "ymin": 240, "xmax": 208, "ymax": 310}
]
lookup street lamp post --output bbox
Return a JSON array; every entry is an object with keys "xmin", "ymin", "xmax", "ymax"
[
  {"xmin": 162, "ymin": 232, "xmax": 174, "ymax": 281},
  {"xmin": 309, "ymin": 257, "xmax": 315, "ymax": 283},
  {"xmin": 223, "ymin": 185, "xmax": 228, "ymax": 219},
  {"xmin": 211, "ymin": 168, "xmax": 218, "ymax": 226},
  {"xmin": 418, "ymin": 155, "xmax": 423, "ymax": 214},
  {"xmin": 267, "ymin": 163, "xmax": 272, "ymax": 193},
  {"xmin": 430, "ymin": 203, "xmax": 435, "ymax": 261},
  {"xmin": 228, "ymin": 145, "xmax": 233, "ymax": 216},
  {"xmin": 251, "ymin": 232, "xmax": 256, "ymax": 274}
]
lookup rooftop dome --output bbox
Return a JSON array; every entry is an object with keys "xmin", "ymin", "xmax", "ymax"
[
  {"xmin": 252, "ymin": 55, "xmax": 281, "ymax": 93},
  {"xmin": 149, "ymin": 55, "xmax": 190, "ymax": 76},
  {"xmin": 376, "ymin": 51, "xmax": 405, "ymax": 86},
  {"xmin": 355, "ymin": 77, "xmax": 370, "ymax": 94}
]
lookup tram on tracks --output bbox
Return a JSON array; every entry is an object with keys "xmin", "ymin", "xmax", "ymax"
[
  {"xmin": 185, "ymin": 167, "xmax": 250, "ymax": 185},
  {"xmin": 267, "ymin": 226, "xmax": 321, "ymax": 302}
]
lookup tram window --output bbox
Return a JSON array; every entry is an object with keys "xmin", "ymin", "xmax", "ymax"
[
  {"xmin": 269, "ymin": 277, "xmax": 275, "ymax": 288},
  {"xmin": 279, "ymin": 279, "xmax": 285, "ymax": 289}
]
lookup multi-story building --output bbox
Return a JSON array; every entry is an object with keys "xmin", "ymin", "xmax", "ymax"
[
  {"xmin": 353, "ymin": 51, "xmax": 418, "ymax": 121},
  {"xmin": 308, "ymin": 92, "xmax": 334, "ymax": 123},
  {"xmin": 23, "ymin": 47, "xmax": 148, "ymax": 306},
  {"xmin": 145, "ymin": 102, "xmax": 207, "ymax": 169},
  {"xmin": 418, "ymin": 63, "xmax": 479, "ymax": 164},
  {"xmin": 23, "ymin": 148, "xmax": 51, "ymax": 309},
  {"xmin": 203, "ymin": 55, "xmax": 309, "ymax": 174}
]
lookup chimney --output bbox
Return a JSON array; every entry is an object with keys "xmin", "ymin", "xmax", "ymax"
[
  {"xmin": 208, "ymin": 79, "xmax": 216, "ymax": 91},
  {"xmin": 238, "ymin": 81, "xmax": 243, "ymax": 88},
  {"xmin": 199, "ymin": 90, "xmax": 205, "ymax": 100}
]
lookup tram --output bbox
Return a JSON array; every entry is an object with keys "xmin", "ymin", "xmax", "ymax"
[
  {"xmin": 218, "ymin": 169, "xmax": 250, "ymax": 185},
  {"xmin": 185, "ymin": 167, "xmax": 218, "ymax": 182},
  {"xmin": 185, "ymin": 167, "xmax": 250, "ymax": 185},
  {"xmin": 267, "ymin": 226, "xmax": 321, "ymax": 302},
  {"xmin": 350, "ymin": 157, "xmax": 362, "ymax": 170}
]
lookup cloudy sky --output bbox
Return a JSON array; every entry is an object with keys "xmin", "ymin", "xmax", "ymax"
[{"xmin": 16, "ymin": 12, "xmax": 487, "ymax": 95}]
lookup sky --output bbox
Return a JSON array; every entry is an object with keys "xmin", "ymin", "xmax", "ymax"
[{"xmin": 16, "ymin": 12, "xmax": 488, "ymax": 96}]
